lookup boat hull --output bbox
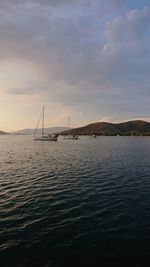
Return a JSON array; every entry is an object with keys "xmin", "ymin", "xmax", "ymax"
[
  {"xmin": 34, "ymin": 137, "xmax": 57, "ymax": 141},
  {"xmin": 63, "ymin": 135, "xmax": 78, "ymax": 140}
]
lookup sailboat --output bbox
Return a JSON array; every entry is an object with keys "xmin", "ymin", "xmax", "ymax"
[
  {"xmin": 34, "ymin": 105, "xmax": 57, "ymax": 141},
  {"xmin": 63, "ymin": 117, "xmax": 78, "ymax": 140}
]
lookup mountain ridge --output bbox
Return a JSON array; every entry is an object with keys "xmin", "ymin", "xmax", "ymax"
[
  {"xmin": 11, "ymin": 127, "xmax": 67, "ymax": 135},
  {"xmin": 60, "ymin": 120, "xmax": 150, "ymax": 136},
  {"xmin": 0, "ymin": 131, "xmax": 9, "ymax": 135},
  {"xmin": 1, "ymin": 120, "xmax": 150, "ymax": 136}
]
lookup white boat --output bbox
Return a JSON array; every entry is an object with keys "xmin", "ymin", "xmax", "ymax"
[
  {"xmin": 63, "ymin": 117, "xmax": 78, "ymax": 140},
  {"xmin": 34, "ymin": 134, "xmax": 57, "ymax": 141},
  {"xmin": 34, "ymin": 106, "xmax": 57, "ymax": 141}
]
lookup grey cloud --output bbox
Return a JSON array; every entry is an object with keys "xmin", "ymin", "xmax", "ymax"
[
  {"xmin": 0, "ymin": 1, "xmax": 150, "ymax": 120},
  {"xmin": 5, "ymin": 82, "xmax": 48, "ymax": 95},
  {"xmin": 106, "ymin": 7, "xmax": 150, "ymax": 41},
  {"xmin": 6, "ymin": 87, "xmax": 35, "ymax": 95}
]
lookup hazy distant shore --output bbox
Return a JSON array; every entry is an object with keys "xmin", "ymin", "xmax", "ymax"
[{"xmin": 1, "ymin": 120, "xmax": 150, "ymax": 136}]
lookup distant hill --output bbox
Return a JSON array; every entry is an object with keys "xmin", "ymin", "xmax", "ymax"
[
  {"xmin": 0, "ymin": 131, "xmax": 9, "ymax": 135},
  {"xmin": 60, "ymin": 120, "xmax": 150, "ymax": 136},
  {"xmin": 11, "ymin": 127, "xmax": 67, "ymax": 135}
]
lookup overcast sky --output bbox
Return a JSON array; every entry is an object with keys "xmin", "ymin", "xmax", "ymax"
[{"xmin": 0, "ymin": 0, "xmax": 150, "ymax": 131}]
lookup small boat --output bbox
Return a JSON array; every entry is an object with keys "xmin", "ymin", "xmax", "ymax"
[
  {"xmin": 63, "ymin": 117, "xmax": 78, "ymax": 140},
  {"xmin": 63, "ymin": 135, "xmax": 78, "ymax": 140},
  {"xmin": 34, "ymin": 106, "xmax": 57, "ymax": 141},
  {"xmin": 90, "ymin": 125, "xmax": 97, "ymax": 138},
  {"xmin": 34, "ymin": 134, "xmax": 57, "ymax": 141}
]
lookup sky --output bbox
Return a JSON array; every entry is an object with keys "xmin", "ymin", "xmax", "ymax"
[{"xmin": 0, "ymin": 0, "xmax": 150, "ymax": 131}]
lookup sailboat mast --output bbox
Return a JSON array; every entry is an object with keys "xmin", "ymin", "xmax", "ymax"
[
  {"xmin": 68, "ymin": 116, "xmax": 70, "ymax": 136},
  {"xmin": 42, "ymin": 105, "xmax": 45, "ymax": 136}
]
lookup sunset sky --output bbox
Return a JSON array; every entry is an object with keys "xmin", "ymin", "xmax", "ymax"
[{"xmin": 0, "ymin": 0, "xmax": 150, "ymax": 131}]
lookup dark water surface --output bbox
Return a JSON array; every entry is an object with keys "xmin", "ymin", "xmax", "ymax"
[{"xmin": 0, "ymin": 136, "xmax": 150, "ymax": 266}]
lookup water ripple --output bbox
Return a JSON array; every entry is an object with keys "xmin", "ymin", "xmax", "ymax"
[{"xmin": 0, "ymin": 136, "xmax": 150, "ymax": 266}]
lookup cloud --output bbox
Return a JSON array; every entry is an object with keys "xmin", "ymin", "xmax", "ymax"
[
  {"xmin": 98, "ymin": 116, "xmax": 113, "ymax": 122},
  {"xmin": 0, "ymin": 0, "xmax": 149, "ymax": 124},
  {"xmin": 5, "ymin": 83, "xmax": 46, "ymax": 95},
  {"xmin": 106, "ymin": 6, "xmax": 150, "ymax": 41}
]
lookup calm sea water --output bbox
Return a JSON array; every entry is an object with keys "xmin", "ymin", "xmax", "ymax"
[{"xmin": 0, "ymin": 135, "xmax": 150, "ymax": 267}]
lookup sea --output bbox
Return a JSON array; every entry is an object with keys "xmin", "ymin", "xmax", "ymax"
[{"xmin": 0, "ymin": 135, "xmax": 150, "ymax": 267}]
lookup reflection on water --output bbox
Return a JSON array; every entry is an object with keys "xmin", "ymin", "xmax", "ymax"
[{"xmin": 0, "ymin": 135, "xmax": 150, "ymax": 266}]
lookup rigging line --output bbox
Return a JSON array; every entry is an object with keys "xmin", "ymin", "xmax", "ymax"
[
  {"xmin": 33, "ymin": 109, "xmax": 43, "ymax": 137},
  {"xmin": 42, "ymin": 105, "xmax": 45, "ymax": 136}
]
